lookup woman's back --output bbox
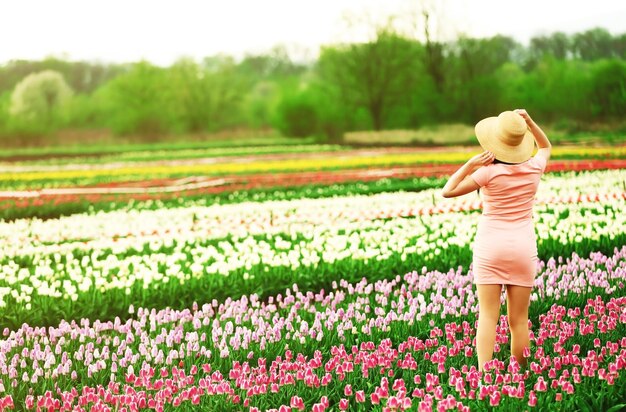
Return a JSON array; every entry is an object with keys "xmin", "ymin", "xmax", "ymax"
[{"xmin": 471, "ymin": 154, "xmax": 547, "ymax": 222}]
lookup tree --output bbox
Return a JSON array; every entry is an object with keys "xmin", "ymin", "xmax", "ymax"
[
  {"xmin": 526, "ymin": 32, "xmax": 572, "ymax": 69},
  {"xmin": 612, "ymin": 33, "xmax": 626, "ymax": 59},
  {"xmin": 0, "ymin": 58, "xmax": 126, "ymax": 95},
  {"xmin": 244, "ymin": 81, "xmax": 281, "ymax": 129},
  {"xmin": 237, "ymin": 47, "xmax": 311, "ymax": 131},
  {"xmin": 199, "ymin": 55, "xmax": 248, "ymax": 131},
  {"xmin": 238, "ymin": 46, "xmax": 308, "ymax": 79},
  {"xmin": 445, "ymin": 35, "xmax": 521, "ymax": 121},
  {"xmin": 94, "ymin": 61, "xmax": 171, "ymax": 136},
  {"xmin": 166, "ymin": 58, "xmax": 216, "ymax": 133},
  {"xmin": 9, "ymin": 69, "xmax": 73, "ymax": 125},
  {"xmin": 317, "ymin": 25, "xmax": 422, "ymax": 131},
  {"xmin": 572, "ymin": 28, "xmax": 615, "ymax": 60},
  {"xmin": 420, "ymin": 7, "xmax": 446, "ymax": 93},
  {"xmin": 589, "ymin": 59, "xmax": 626, "ymax": 118},
  {"xmin": 274, "ymin": 89, "xmax": 319, "ymax": 137}
]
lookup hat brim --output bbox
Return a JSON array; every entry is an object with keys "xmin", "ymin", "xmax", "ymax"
[{"xmin": 475, "ymin": 117, "xmax": 535, "ymax": 163}]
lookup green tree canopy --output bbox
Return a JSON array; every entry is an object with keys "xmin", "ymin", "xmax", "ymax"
[
  {"xmin": 317, "ymin": 27, "xmax": 423, "ymax": 130},
  {"xmin": 94, "ymin": 61, "xmax": 171, "ymax": 136}
]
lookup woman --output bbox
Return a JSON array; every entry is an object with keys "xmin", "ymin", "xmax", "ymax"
[{"xmin": 441, "ymin": 109, "xmax": 552, "ymax": 373}]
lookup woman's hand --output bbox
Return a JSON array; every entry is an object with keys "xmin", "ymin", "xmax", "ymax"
[
  {"xmin": 515, "ymin": 108, "xmax": 550, "ymax": 149},
  {"xmin": 469, "ymin": 151, "xmax": 495, "ymax": 168},
  {"xmin": 514, "ymin": 109, "xmax": 532, "ymax": 124}
]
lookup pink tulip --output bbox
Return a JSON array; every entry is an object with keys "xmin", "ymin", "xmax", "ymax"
[
  {"xmin": 489, "ymin": 391, "xmax": 501, "ymax": 407},
  {"xmin": 311, "ymin": 403, "xmax": 326, "ymax": 412},
  {"xmin": 290, "ymin": 396, "xmax": 305, "ymax": 411},
  {"xmin": 534, "ymin": 377, "xmax": 547, "ymax": 392},
  {"xmin": 392, "ymin": 379, "xmax": 405, "ymax": 392},
  {"xmin": 320, "ymin": 396, "xmax": 329, "ymax": 408}
]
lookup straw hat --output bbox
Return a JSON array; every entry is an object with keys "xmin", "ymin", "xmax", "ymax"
[{"xmin": 475, "ymin": 111, "xmax": 535, "ymax": 163}]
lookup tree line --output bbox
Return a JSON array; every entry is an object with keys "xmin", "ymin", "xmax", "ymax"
[{"xmin": 0, "ymin": 27, "xmax": 624, "ymax": 145}]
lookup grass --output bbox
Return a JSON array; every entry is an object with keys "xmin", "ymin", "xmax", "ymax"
[
  {"xmin": 344, "ymin": 125, "xmax": 626, "ymax": 147},
  {"xmin": 343, "ymin": 124, "xmax": 477, "ymax": 146},
  {"xmin": 548, "ymin": 130, "xmax": 626, "ymax": 146}
]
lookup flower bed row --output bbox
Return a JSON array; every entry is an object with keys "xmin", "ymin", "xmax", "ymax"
[
  {"xmin": 3, "ymin": 169, "xmax": 623, "ymax": 253},
  {"xmin": 1, "ymin": 145, "xmax": 625, "ymax": 191},
  {"xmin": 0, "ymin": 200, "xmax": 623, "ymax": 327},
  {"xmin": 1, "ymin": 160, "xmax": 624, "ymax": 225}
]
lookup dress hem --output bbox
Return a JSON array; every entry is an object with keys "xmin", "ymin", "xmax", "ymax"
[{"xmin": 473, "ymin": 281, "xmax": 534, "ymax": 288}]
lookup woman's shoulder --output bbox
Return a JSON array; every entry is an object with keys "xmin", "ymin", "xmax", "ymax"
[{"xmin": 527, "ymin": 155, "xmax": 547, "ymax": 172}]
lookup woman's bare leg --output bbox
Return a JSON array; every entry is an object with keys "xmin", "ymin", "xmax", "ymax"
[
  {"xmin": 505, "ymin": 285, "xmax": 532, "ymax": 368},
  {"xmin": 476, "ymin": 284, "xmax": 503, "ymax": 372}
]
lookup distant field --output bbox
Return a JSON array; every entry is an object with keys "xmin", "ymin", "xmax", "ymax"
[
  {"xmin": 344, "ymin": 124, "xmax": 626, "ymax": 146},
  {"xmin": 2, "ymin": 143, "xmax": 346, "ymax": 166},
  {"xmin": 1, "ymin": 145, "xmax": 625, "ymax": 191},
  {"xmin": 344, "ymin": 124, "xmax": 477, "ymax": 146},
  {"xmin": 0, "ymin": 144, "xmax": 624, "ymax": 223},
  {"xmin": 4, "ymin": 125, "xmax": 624, "ymax": 164},
  {"xmin": 0, "ymin": 135, "xmax": 323, "ymax": 161}
]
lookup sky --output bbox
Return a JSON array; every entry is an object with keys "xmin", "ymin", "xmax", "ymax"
[{"xmin": 1, "ymin": 0, "xmax": 625, "ymax": 66}]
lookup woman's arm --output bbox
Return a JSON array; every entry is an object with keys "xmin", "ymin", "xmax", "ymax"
[
  {"xmin": 441, "ymin": 151, "xmax": 495, "ymax": 198},
  {"xmin": 515, "ymin": 109, "xmax": 552, "ymax": 160}
]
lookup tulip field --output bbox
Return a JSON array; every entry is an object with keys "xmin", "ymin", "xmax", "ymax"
[{"xmin": 0, "ymin": 144, "xmax": 626, "ymax": 411}]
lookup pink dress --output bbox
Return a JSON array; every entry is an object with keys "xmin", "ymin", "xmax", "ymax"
[{"xmin": 469, "ymin": 153, "xmax": 548, "ymax": 287}]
